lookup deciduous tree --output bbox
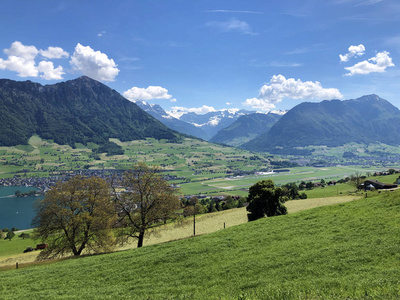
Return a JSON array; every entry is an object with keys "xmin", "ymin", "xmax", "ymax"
[
  {"xmin": 246, "ymin": 179, "xmax": 287, "ymax": 221},
  {"xmin": 32, "ymin": 176, "xmax": 117, "ymax": 259},
  {"xmin": 350, "ymin": 172, "xmax": 364, "ymax": 190},
  {"xmin": 113, "ymin": 163, "xmax": 180, "ymax": 248}
]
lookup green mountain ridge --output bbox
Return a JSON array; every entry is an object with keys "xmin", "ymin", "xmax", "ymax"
[
  {"xmin": 0, "ymin": 76, "xmax": 180, "ymax": 147},
  {"xmin": 243, "ymin": 94, "xmax": 400, "ymax": 152},
  {"xmin": 210, "ymin": 112, "xmax": 282, "ymax": 147}
]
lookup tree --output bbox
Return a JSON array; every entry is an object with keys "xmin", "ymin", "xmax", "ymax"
[
  {"xmin": 18, "ymin": 232, "xmax": 30, "ymax": 240},
  {"xmin": 246, "ymin": 179, "xmax": 287, "ymax": 222},
  {"xmin": 4, "ymin": 230, "xmax": 15, "ymax": 241},
  {"xmin": 113, "ymin": 163, "xmax": 180, "ymax": 248},
  {"xmin": 32, "ymin": 176, "xmax": 117, "ymax": 259},
  {"xmin": 349, "ymin": 172, "xmax": 364, "ymax": 190}
]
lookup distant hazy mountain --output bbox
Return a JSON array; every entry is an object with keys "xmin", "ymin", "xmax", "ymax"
[
  {"xmin": 0, "ymin": 76, "xmax": 180, "ymax": 147},
  {"xmin": 172, "ymin": 109, "xmax": 254, "ymax": 140},
  {"xmin": 134, "ymin": 101, "xmax": 209, "ymax": 140},
  {"xmin": 243, "ymin": 95, "xmax": 400, "ymax": 153},
  {"xmin": 209, "ymin": 112, "xmax": 283, "ymax": 147}
]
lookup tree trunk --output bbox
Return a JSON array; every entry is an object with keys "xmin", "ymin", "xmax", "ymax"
[{"xmin": 137, "ymin": 230, "xmax": 145, "ymax": 248}]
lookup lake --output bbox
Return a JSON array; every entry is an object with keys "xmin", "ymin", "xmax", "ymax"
[{"xmin": 0, "ymin": 186, "xmax": 43, "ymax": 230}]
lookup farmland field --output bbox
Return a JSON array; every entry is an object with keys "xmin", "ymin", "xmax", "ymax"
[
  {"xmin": 1, "ymin": 136, "xmax": 400, "ymax": 198},
  {"xmin": 0, "ymin": 191, "xmax": 398, "ymax": 299}
]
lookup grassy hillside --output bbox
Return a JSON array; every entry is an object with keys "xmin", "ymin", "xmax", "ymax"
[
  {"xmin": 0, "ymin": 192, "xmax": 398, "ymax": 299},
  {"xmin": 0, "ymin": 196, "xmax": 358, "ymax": 267}
]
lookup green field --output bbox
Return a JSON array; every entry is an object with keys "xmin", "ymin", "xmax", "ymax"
[
  {"xmin": 0, "ymin": 196, "xmax": 358, "ymax": 268},
  {"xmin": 2, "ymin": 136, "xmax": 400, "ymax": 198},
  {"xmin": 0, "ymin": 191, "xmax": 398, "ymax": 299}
]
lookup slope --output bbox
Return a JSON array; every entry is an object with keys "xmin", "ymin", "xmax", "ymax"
[
  {"xmin": 210, "ymin": 112, "xmax": 282, "ymax": 147},
  {"xmin": 244, "ymin": 95, "xmax": 400, "ymax": 152},
  {"xmin": 1, "ymin": 191, "xmax": 399, "ymax": 299},
  {"xmin": 0, "ymin": 76, "xmax": 179, "ymax": 147}
]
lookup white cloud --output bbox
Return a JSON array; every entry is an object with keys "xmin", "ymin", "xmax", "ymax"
[
  {"xmin": 70, "ymin": 43, "xmax": 119, "ymax": 81},
  {"xmin": 339, "ymin": 44, "xmax": 365, "ymax": 62},
  {"xmin": 355, "ymin": 0, "xmax": 383, "ymax": 6},
  {"xmin": 226, "ymin": 102, "xmax": 233, "ymax": 105},
  {"xmin": 243, "ymin": 74, "xmax": 343, "ymax": 111},
  {"xmin": 205, "ymin": 10, "xmax": 263, "ymax": 14},
  {"xmin": 38, "ymin": 61, "xmax": 65, "ymax": 80},
  {"xmin": 0, "ymin": 41, "xmax": 39, "ymax": 77},
  {"xmin": 168, "ymin": 105, "xmax": 216, "ymax": 118},
  {"xmin": 344, "ymin": 51, "xmax": 394, "ymax": 76},
  {"xmin": 123, "ymin": 86, "xmax": 172, "ymax": 101},
  {"xmin": 97, "ymin": 31, "xmax": 106, "ymax": 37},
  {"xmin": 40, "ymin": 46, "xmax": 69, "ymax": 59},
  {"xmin": 4, "ymin": 41, "xmax": 39, "ymax": 60},
  {"xmin": 0, "ymin": 41, "xmax": 67, "ymax": 79},
  {"xmin": 188, "ymin": 105, "xmax": 216, "ymax": 114},
  {"xmin": 170, "ymin": 98, "xmax": 177, "ymax": 103},
  {"xmin": 243, "ymin": 98, "xmax": 277, "ymax": 111},
  {"xmin": 205, "ymin": 18, "xmax": 257, "ymax": 35}
]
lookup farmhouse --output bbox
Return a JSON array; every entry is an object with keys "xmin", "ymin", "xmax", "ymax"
[{"xmin": 362, "ymin": 180, "xmax": 397, "ymax": 190}]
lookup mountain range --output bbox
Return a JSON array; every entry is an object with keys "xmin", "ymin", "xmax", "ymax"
[
  {"xmin": 135, "ymin": 100, "xmax": 254, "ymax": 140},
  {"xmin": 0, "ymin": 76, "xmax": 179, "ymax": 147},
  {"xmin": 1, "ymin": 77, "xmax": 399, "ymax": 154},
  {"xmin": 134, "ymin": 101, "xmax": 209, "ymax": 139},
  {"xmin": 243, "ymin": 94, "xmax": 400, "ymax": 153},
  {"xmin": 209, "ymin": 112, "xmax": 283, "ymax": 147}
]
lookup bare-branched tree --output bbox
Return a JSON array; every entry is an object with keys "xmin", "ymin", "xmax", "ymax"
[{"xmin": 113, "ymin": 163, "xmax": 180, "ymax": 248}]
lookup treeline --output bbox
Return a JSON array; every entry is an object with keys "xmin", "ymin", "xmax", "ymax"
[{"xmin": 181, "ymin": 196, "xmax": 246, "ymax": 216}]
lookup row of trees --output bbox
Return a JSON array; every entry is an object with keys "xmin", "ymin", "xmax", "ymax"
[{"xmin": 32, "ymin": 163, "xmax": 180, "ymax": 259}]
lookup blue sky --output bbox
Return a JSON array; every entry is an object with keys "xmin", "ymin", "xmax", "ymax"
[{"xmin": 1, "ymin": 0, "xmax": 399, "ymax": 115}]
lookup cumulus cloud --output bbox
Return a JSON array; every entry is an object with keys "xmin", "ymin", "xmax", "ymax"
[
  {"xmin": 205, "ymin": 18, "xmax": 257, "ymax": 35},
  {"xmin": 123, "ymin": 86, "xmax": 173, "ymax": 101},
  {"xmin": 0, "ymin": 41, "xmax": 39, "ymax": 77},
  {"xmin": 168, "ymin": 105, "xmax": 216, "ymax": 118},
  {"xmin": 70, "ymin": 43, "xmax": 119, "ymax": 81},
  {"xmin": 344, "ymin": 51, "xmax": 394, "ymax": 76},
  {"xmin": 38, "ymin": 61, "xmax": 64, "ymax": 80},
  {"xmin": 243, "ymin": 74, "xmax": 343, "ymax": 111},
  {"xmin": 0, "ymin": 41, "xmax": 67, "ymax": 80},
  {"xmin": 339, "ymin": 44, "xmax": 365, "ymax": 62},
  {"xmin": 170, "ymin": 98, "xmax": 177, "ymax": 103},
  {"xmin": 40, "ymin": 46, "xmax": 69, "ymax": 59}
]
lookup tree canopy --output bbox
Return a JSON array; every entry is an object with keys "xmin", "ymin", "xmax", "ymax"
[
  {"xmin": 246, "ymin": 179, "xmax": 287, "ymax": 222},
  {"xmin": 32, "ymin": 176, "xmax": 117, "ymax": 259},
  {"xmin": 113, "ymin": 163, "xmax": 180, "ymax": 248}
]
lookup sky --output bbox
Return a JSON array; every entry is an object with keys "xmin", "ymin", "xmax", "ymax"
[{"xmin": 1, "ymin": 0, "xmax": 400, "ymax": 115}]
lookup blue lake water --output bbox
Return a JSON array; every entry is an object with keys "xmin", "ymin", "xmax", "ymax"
[{"xmin": 0, "ymin": 186, "xmax": 43, "ymax": 230}]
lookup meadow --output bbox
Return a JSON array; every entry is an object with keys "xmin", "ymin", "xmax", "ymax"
[
  {"xmin": 0, "ymin": 195, "xmax": 358, "ymax": 268},
  {"xmin": 1, "ymin": 136, "xmax": 398, "ymax": 197},
  {"xmin": 0, "ymin": 191, "xmax": 398, "ymax": 299}
]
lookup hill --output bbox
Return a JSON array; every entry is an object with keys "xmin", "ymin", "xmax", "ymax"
[
  {"xmin": 0, "ymin": 76, "xmax": 180, "ymax": 147},
  {"xmin": 243, "ymin": 95, "xmax": 400, "ymax": 153},
  {"xmin": 134, "ymin": 100, "xmax": 209, "ymax": 139},
  {"xmin": 210, "ymin": 112, "xmax": 282, "ymax": 147},
  {"xmin": 1, "ymin": 191, "xmax": 399, "ymax": 298}
]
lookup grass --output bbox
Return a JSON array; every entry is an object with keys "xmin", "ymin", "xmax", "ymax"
[
  {"xmin": 0, "ymin": 234, "xmax": 34, "ymax": 258},
  {"xmin": 0, "ymin": 196, "xmax": 358, "ymax": 268},
  {"xmin": 2, "ymin": 192, "xmax": 396, "ymax": 299}
]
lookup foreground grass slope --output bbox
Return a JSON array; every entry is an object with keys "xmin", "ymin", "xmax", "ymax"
[{"xmin": 0, "ymin": 192, "xmax": 399, "ymax": 299}]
